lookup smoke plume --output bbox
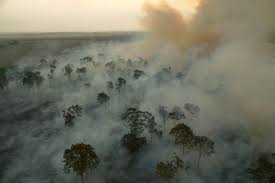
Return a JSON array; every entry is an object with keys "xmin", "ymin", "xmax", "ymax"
[{"xmin": 142, "ymin": 0, "xmax": 275, "ymax": 138}]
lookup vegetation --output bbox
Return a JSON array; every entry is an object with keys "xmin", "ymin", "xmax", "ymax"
[
  {"xmin": 64, "ymin": 64, "xmax": 74, "ymax": 79},
  {"xmin": 0, "ymin": 68, "xmax": 8, "ymax": 90},
  {"xmin": 156, "ymin": 155, "xmax": 190, "ymax": 183},
  {"xmin": 63, "ymin": 143, "xmax": 99, "ymax": 183},
  {"xmin": 62, "ymin": 105, "xmax": 82, "ymax": 127},
  {"xmin": 246, "ymin": 154, "xmax": 275, "ymax": 183},
  {"xmin": 22, "ymin": 71, "xmax": 45, "ymax": 88},
  {"xmin": 170, "ymin": 123, "xmax": 194, "ymax": 154}
]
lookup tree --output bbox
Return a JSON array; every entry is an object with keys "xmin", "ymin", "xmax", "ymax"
[
  {"xmin": 121, "ymin": 108, "xmax": 161, "ymax": 139},
  {"xmin": 48, "ymin": 60, "xmax": 57, "ymax": 79},
  {"xmin": 62, "ymin": 105, "xmax": 82, "ymax": 127},
  {"xmin": 169, "ymin": 106, "xmax": 186, "ymax": 122},
  {"xmin": 184, "ymin": 103, "xmax": 200, "ymax": 118},
  {"xmin": 133, "ymin": 70, "xmax": 145, "ymax": 80},
  {"xmin": 22, "ymin": 71, "xmax": 44, "ymax": 88},
  {"xmin": 63, "ymin": 143, "xmax": 99, "ymax": 183},
  {"xmin": 97, "ymin": 93, "xmax": 110, "ymax": 110},
  {"xmin": 106, "ymin": 81, "xmax": 114, "ymax": 94},
  {"xmin": 76, "ymin": 67, "xmax": 87, "ymax": 74},
  {"xmin": 121, "ymin": 133, "xmax": 147, "ymax": 154},
  {"xmin": 105, "ymin": 61, "xmax": 116, "ymax": 74},
  {"xmin": 76, "ymin": 67, "xmax": 87, "ymax": 80},
  {"xmin": 246, "ymin": 154, "xmax": 275, "ymax": 183},
  {"xmin": 170, "ymin": 123, "xmax": 194, "ymax": 154},
  {"xmin": 80, "ymin": 56, "xmax": 93, "ymax": 62},
  {"xmin": 64, "ymin": 64, "xmax": 74, "ymax": 79},
  {"xmin": 158, "ymin": 106, "xmax": 169, "ymax": 132},
  {"xmin": 121, "ymin": 108, "xmax": 145, "ymax": 137},
  {"xmin": 40, "ymin": 58, "xmax": 47, "ymax": 64},
  {"xmin": 0, "ymin": 68, "xmax": 8, "ymax": 90},
  {"xmin": 116, "ymin": 77, "xmax": 126, "ymax": 93},
  {"xmin": 191, "ymin": 136, "xmax": 215, "ymax": 167},
  {"xmin": 156, "ymin": 155, "xmax": 190, "ymax": 183}
]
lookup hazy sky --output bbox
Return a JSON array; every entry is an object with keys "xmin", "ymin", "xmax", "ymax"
[
  {"xmin": 0, "ymin": 0, "xmax": 146, "ymax": 33},
  {"xmin": 0, "ymin": 0, "xmax": 198, "ymax": 33}
]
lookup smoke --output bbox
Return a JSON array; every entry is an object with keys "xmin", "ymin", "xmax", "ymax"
[
  {"xmin": 142, "ymin": 0, "xmax": 275, "ymax": 137},
  {"xmin": 1, "ymin": 1, "xmax": 275, "ymax": 182}
]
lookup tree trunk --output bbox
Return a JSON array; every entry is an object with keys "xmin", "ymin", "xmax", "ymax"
[
  {"xmin": 81, "ymin": 174, "xmax": 84, "ymax": 183},
  {"xmin": 197, "ymin": 151, "xmax": 202, "ymax": 168},
  {"xmin": 163, "ymin": 119, "xmax": 166, "ymax": 133}
]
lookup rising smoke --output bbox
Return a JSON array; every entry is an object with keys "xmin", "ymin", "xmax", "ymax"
[{"xmin": 142, "ymin": 0, "xmax": 275, "ymax": 139}]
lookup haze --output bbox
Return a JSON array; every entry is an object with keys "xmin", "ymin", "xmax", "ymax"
[{"xmin": 0, "ymin": 0, "xmax": 145, "ymax": 33}]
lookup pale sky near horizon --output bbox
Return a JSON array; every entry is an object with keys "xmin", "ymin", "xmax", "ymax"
[
  {"xmin": 0, "ymin": 0, "xmax": 197, "ymax": 33},
  {"xmin": 0, "ymin": 0, "xmax": 146, "ymax": 33}
]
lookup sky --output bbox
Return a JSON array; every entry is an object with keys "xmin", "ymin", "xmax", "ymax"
[
  {"xmin": 0, "ymin": 0, "xmax": 145, "ymax": 33},
  {"xmin": 0, "ymin": 0, "xmax": 198, "ymax": 33}
]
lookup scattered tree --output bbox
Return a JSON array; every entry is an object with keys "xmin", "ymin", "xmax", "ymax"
[
  {"xmin": 133, "ymin": 70, "xmax": 145, "ymax": 80},
  {"xmin": 105, "ymin": 61, "xmax": 116, "ymax": 73},
  {"xmin": 40, "ymin": 58, "xmax": 47, "ymax": 64},
  {"xmin": 80, "ymin": 56, "xmax": 93, "ymax": 62},
  {"xmin": 170, "ymin": 123, "xmax": 194, "ymax": 154},
  {"xmin": 63, "ymin": 143, "xmax": 99, "ymax": 183},
  {"xmin": 64, "ymin": 64, "xmax": 74, "ymax": 79},
  {"xmin": 169, "ymin": 106, "xmax": 186, "ymax": 121},
  {"xmin": 22, "ymin": 71, "xmax": 45, "ymax": 88},
  {"xmin": 48, "ymin": 60, "xmax": 57, "ymax": 79},
  {"xmin": 121, "ymin": 108, "xmax": 160, "ymax": 139},
  {"xmin": 97, "ymin": 92, "xmax": 110, "ymax": 104},
  {"xmin": 191, "ymin": 136, "xmax": 215, "ymax": 167},
  {"xmin": 106, "ymin": 81, "xmax": 114, "ymax": 94},
  {"xmin": 158, "ymin": 106, "xmax": 169, "ymax": 132},
  {"xmin": 121, "ymin": 133, "xmax": 147, "ymax": 154},
  {"xmin": 156, "ymin": 155, "xmax": 190, "ymax": 183},
  {"xmin": 97, "ymin": 93, "xmax": 110, "ymax": 110},
  {"xmin": 116, "ymin": 77, "xmax": 126, "ymax": 93},
  {"xmin": 62, "ymin": 105, "xmax": 82, "ymax": 127},
  {"xmin": 76, "ymin": 67, "xmax": 87, "ymax": 74},
  {"xmin": 246, "ymin": 154, "xmax": 275, "ymax": 183},
  {"xmin": 0, "ymin": 68, "xmax": 8, "ymax": 90},
  {"xmin": 184, "ymin": 103, "xmax": 200, "ymax": 118}
]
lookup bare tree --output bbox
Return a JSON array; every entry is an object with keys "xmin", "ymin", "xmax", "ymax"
[
  {"xmin": 158, "ymin": 106, "xmax": 169, "ymax": 132},
  {"xmin": 191, "ymin": 136, "xmax": 215, "ymax": 167}
]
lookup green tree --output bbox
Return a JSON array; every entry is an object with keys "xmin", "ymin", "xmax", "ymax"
[
  {"xmin": 170, "ymin": 123, "xmax": 194, "ymax": 154},
  {"xmin": 63, "ymin": 143, "xmax": 99, "ymax": 183}
]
